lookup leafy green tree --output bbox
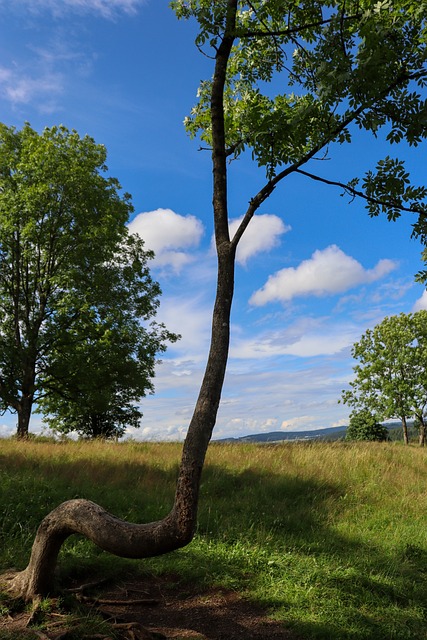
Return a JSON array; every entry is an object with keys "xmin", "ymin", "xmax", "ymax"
[
  {"xmin": 38, "ymin": 234, "xmax": 176, "ymax": 440},
  {"xmin": 0, "ymin": 123, "xmax": 175, "ymax": 439},
  {"xmin": 342, "ymin": 311, "xmax": 427, "ymax": 445},
  {"xmin": 345, "ymin": 409, "xmax": 388, "ymax": 442},
  {"xmin": 7, "ymin": 1, "xmax": 427, "ymax": 601}
]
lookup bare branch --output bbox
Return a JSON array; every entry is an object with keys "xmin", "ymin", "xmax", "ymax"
[{"xmin": 295, "ymin": 167, "xmax": 424, "ymax": 214}]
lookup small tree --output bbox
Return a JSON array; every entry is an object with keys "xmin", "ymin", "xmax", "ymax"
[
  {"xmin": 346, "ymin": 410, "xmax": 388, "ymax": 442},
  {"xmin": 342, "ymin": 311, "xmax": 427, "ymax": 445},
  {"xmin": 0, "ymin": 123, "xmax": 176, "ymax": 439}
]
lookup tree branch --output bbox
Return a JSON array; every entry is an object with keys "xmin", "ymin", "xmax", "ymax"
[
  {"xmin": 239, "ymin": 13, "xmax": 362, "ymax": 40},
  {"xmin": 231, "ymin": 66, "xmax": 423, "ymax": 249},
  {"xmin": 294, "ymin": 168, "xmax": 424, "ymax": 215},
  {"xmin": 231, "ymin": 100, "xmax": 367, "ymax": 249}
]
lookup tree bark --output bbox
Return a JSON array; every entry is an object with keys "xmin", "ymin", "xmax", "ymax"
[
  {"xmin": 402, "ymin": 416, "xmax": 409, "ymax": 445},
  {"xmin": 8, "ymin": 0, "xmax": 239, "ymax": 602},
  {"xmin": 417, "ymin": 416, "xmax": 426, "ymax": 447},
  {"xmin": 16, "ymin": 394, "xmax": 33, "ymax": 440}
]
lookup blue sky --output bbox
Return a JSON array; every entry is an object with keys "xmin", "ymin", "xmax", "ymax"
[{"xmin": 0, "ymin": 0, "xmax": 426, "ymax": 440}]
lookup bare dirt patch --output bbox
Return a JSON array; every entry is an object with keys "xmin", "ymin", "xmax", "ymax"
[{"xmin": 0, "ymin": 573, "xmax": 303, "ymax": 640}]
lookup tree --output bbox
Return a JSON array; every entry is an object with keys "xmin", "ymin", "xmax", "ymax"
[
  {"xmin": 345, "ymin": 409, "xmax": 388, "ymax": 442},
  {"xmin": 342, "ymin": 311, "xmax": 427, "ymax": 445},
  {"xmin": 37, "ymin": 232, "xmax": 177, "ymax": 440},
  {"xmin": 6, "ymin": 1, "xmax": 427, "ymax": 601},
  {"xmin": 0, "ymin": 123, "xmax": 175, "ymax": 439}
]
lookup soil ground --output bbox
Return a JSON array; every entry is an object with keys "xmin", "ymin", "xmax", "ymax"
[{"xmin": 0, "ymin": 573, "xmax": 303, "ymax": 640}]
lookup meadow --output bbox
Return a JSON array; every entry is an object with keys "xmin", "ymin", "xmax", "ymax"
[{"xmin": 1, "ymin": 438, "xmax": 427, "ymax": 639}]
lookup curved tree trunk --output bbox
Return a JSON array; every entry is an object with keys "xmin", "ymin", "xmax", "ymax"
[
  {"xmin": 9, "ymin": 0, "xmax": 239, "ymax": 602},
  {"xmin": 9, "ymin": 239, "xmax": 236, "ymax": 602}
]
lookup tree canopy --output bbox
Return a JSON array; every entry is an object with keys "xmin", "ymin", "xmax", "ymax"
[
  {"xmin": 342, "ymin": 311, "xmax": 427, "ymax": 445},
  {"xmin": 173, "ymin": 0, "xmax": 427, "ymax": 256},
  {"xmin": 0, "ymin": 123, "xmax": 177, "ymax": 439}
]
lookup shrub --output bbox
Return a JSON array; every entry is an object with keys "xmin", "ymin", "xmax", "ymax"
[{"xmin": 346, "ymin": 410, "xmax": 388, "ymax": 442}]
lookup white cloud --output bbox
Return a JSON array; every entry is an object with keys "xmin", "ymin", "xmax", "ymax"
[
  {"xmin": 250, "ymin": 244, "xmax": 397, "ymax": 306},
  {"xmin": 413, "ymin": 289, "xmax": 427, "ymax": 311},
  {"xmin": 0, "ymin": 65, "xmax": 63, "ymax": 109},
  {"xmin": 0, "ymin": 423, "xmax": 15, "ymax": 438},
  {"xmin": 2, "ymin": 0, "xmax": 144, "ymax": 18},
  {"xmin": 128, "ymin": 208, "xmax": 204, "ymax": 272},
  {"xmin": 229, "ymin": 214, "xmax": 290, "ymax": 265},
  {"xmin": 280, "ymin": 416, "xmax": 316, "ymax": 430},
  {"xmin": 279, "ymin": 328, "xmax": 355, "ymax": 357},
  {"xmin": 231, "ymin": 318, "xmax": 359, "ymax": 359}
]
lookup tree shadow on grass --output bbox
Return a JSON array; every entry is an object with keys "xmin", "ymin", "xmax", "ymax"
[
  {"xmin": 1, "ymin": 450, "xmax": 427, "ymax": 639},
  {"xmin": 178, "ymin": 465, "xmax": 427, "ymax": 640}
]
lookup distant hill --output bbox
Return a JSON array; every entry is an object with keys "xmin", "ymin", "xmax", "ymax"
[
  {"xmin": 216, "ymin": 421, "xmax": 408, "ymax": 444},
  {"xmin": 216, "ymin": 425, "xmax": 348, "ymax": 443}
]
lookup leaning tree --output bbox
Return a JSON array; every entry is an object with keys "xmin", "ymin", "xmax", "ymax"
[{"xmin": 5, "ymin": 0, "xmax": 427, "ymax": 601}]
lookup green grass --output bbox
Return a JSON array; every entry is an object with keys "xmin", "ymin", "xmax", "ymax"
[{"xmin": 1, "ymin": 438, "xmax": 427, "ymax": 638}]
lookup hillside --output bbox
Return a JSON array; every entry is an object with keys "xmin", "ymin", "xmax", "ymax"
[
  {"xmin": 217, "ymin": 421, "xmax": 408, "ymax": 444},
  {"xmin": 216, "ymin": 425, "xmax": 347, "ymax": 443}
]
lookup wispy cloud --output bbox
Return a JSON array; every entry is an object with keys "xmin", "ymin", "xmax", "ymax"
[
  {"xmin": 0, "ymin": 33, "xmax": 95, "ymax": 113},
  {"xmin": 231, "ymin": 317, "xmax": 361, "ymax": 359},
  {"xmin": 137, "ymin": 358, "xmax": 352, "ymax": 441},
  {"xmin": 0, "ymin": 64, "xmax": 63, "ymax": 111},
  {"xmin": 250, "ymin": 244, "xmax": 397, "ymax": 306},
  {"xmin": 0, "ymin": 0, "xmax": 144, "ymax": 18},
  {"xmin": 155, "ymin": 294, "xmax": 213, "ymax": 361}
]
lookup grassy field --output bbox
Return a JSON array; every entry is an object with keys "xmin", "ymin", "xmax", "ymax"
[{"xmin": 1, "ymin": 438, "xmax": 427, "ymax": 639}]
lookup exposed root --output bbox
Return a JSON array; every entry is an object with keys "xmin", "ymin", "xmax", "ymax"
[
  {"xmin": 78, "ymin": 595, "xmax": 160, "ymax": 606},
  {"xmin": 1, "ymin": 568, "xmax": 39, "ymax": 602},
  {"xmin": 111, "ymin": 622, "xmax": 166, "ymax": 639},
  {"xmin": 67, "ymin": 578, "xmax": 111, "ymax": 594},
  {"xmin": 26, "ymin": 601, "xmax": 43, "ymax": 627},
  {"xmin": 33, "ymin": 631, "xmax": 51, "ymax": 640},
  {"xmin": 0, "ymin": 570, "xmax": 19, "ymax": 592}
]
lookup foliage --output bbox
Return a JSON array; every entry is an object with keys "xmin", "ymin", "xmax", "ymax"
[
  {"xmin": 172, "ymin": 0, "xmax": 427, "ymax": 251},
  {"xmin": 345, "ymin": 409, "xmax": 388, "ymax": 442},
  {"xmin": 0, "ymin": 123, "xmax": 177, "ymax": 439},
  {"xmin": 3, "ymin": 439, "xmax": 427, "ymax": 639},
  {"xmin": 39, "ymin": 231, "xmax": 178, "ymax": 440},
  {"xmin": 342, "ymin": 311, "xmax": 427, "ymax": 444}
]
